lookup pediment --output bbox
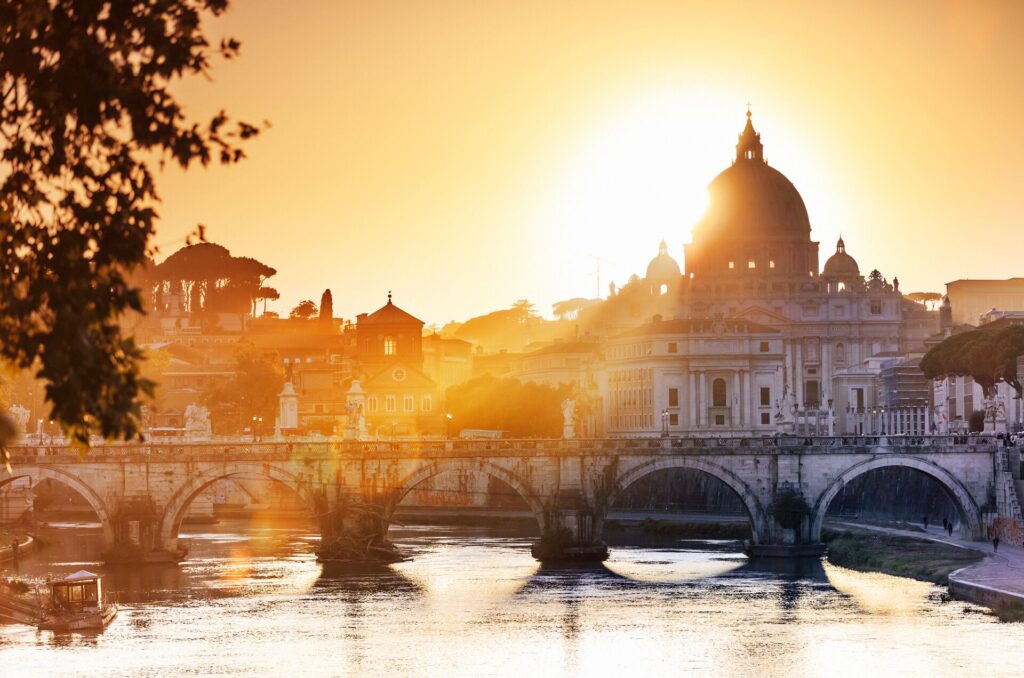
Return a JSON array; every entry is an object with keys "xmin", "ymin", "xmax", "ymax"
[{"xmin": 733, "ymin": 305, "xmax": 791, "ymax": 326}]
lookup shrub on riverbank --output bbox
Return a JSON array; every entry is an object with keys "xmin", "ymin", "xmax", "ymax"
[{"xmin": 825, "ymin": 530, "xmax": 983, "ymax": 584}]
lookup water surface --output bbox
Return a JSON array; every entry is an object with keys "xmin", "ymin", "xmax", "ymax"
[{"xmin": 2, "ymin": 519, "xmax": 1021, "ymax": 677}]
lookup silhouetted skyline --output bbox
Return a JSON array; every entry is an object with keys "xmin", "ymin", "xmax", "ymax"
[{"xmin": 156, "ymin": 1, "xmax": 1024, "ymax": 325}]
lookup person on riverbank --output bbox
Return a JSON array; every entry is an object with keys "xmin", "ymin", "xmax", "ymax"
[
  {"xmin": 942, "ymin": 517, "xmax": 948, "ymax": 531},
  {"xmin": 993, "ymin": 536, "xmax": 1000, "ymax": 553},
  {"xmin": 947, "ymin": 522, "xmax": 953, "ymax": 537},
  {"xmin": 923, "ymin": 515, "xmax": 929, "ymax": 529},
  {"xmin": 9, "ymin": 537, "xmax": 17, "ymax": 564}
]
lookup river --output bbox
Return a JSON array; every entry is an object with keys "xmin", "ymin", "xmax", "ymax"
[{"xmin": 2, "ymin": 519, "xmax": 1023, "ymax": 676}]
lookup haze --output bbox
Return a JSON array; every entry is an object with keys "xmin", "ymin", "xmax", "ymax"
[{"xmin": 156, "ymin": 0, "xmax": 1024, "ymax": 324}]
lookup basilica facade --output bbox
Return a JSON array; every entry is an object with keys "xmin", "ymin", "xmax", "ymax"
[{"xmin": 577, "ymin": 111, "xmax": 926, "ymax": 437}]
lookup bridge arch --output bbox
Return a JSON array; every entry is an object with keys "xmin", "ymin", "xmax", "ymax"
[
  {"xmin": 157, "ymin": 463, "xmax": 319, "ymax": 554},
  {"xmin": 384, "ymin": 459, "xmax": 547, "ymax": 533},
  {"xmin": 1, "ymin": 465, "xmax": 116, "ymax": 547},
  {"xmin": 600, "ymin": 457, "xmax": 771, "ymax": 544},
  {"xmin": 810, "ymin": 455, "xmax": 984, "ymax": 541}
]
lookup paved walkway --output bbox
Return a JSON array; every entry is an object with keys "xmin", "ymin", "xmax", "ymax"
[{"xmin": 830, "ymin": 520, "xmax": 1024, "ymax": 600}]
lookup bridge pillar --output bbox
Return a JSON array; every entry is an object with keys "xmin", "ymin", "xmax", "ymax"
[
  {"xmin": 105, "ymin": 496, "xmax": 186, "ymax": 565},
  {"xmin": 530, "ymin": 490, "xmax": 609, "ymax": 562},
  {"xmin": 314, "ymin": 493, "xmax": 404, "ymax": 564},
  {"xmin": 745, "ymin": 485, "xmax": 826, "ymax": 558}
]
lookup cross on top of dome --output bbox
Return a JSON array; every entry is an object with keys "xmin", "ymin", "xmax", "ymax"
[{"xmin": 736, "ymin": 108, "xmax": 764, "ymax": 162}]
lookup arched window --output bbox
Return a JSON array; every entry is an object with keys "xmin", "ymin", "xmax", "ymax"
[
  {"xmin": 383, "ymin": 336, "xmax": 397, "ymax": 355},
  {"xmin": 712, "ymin": 378, "xmax": 727, "ymax": 407},
  {"xmin": 659, "ymin": 283, "xmax": 668, "ymax": 295}
]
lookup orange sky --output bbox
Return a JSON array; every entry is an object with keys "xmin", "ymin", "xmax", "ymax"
[{"xmin": 156, "ymin": 0, "xmax": 1024, "ymax": 326}]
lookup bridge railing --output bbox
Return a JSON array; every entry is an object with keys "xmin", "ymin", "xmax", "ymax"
[{"xmin": 3, "ymin": 434, "xmax": 1002, "ymax": 464}]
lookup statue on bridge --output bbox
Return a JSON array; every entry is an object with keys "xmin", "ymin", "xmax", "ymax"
[
  {"xmin": 184, "ymin": 404, "xmax": 213, "ymax": 440},
  {"xmin": 8, "ymin": 404, "xmax": 29, "ymax": 436},
  {"xmin": 561, "ymin": 399, "xmax": 576, "ymax": 439}
]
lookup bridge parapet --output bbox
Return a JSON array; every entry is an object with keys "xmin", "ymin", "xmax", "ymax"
[{"xmin": 6, "ymin": 435, "xmax": 999, "ymax": 464}]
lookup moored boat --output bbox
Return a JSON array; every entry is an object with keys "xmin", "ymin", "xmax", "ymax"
[{"xmin": 37, "ymin": 570, "xmax": 117, "ymax": 631}]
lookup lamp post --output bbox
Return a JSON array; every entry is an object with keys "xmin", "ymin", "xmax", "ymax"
[
  {"xmin": 445, "ymin": 412, "xmax": 453, "ymax": 440},
  {"xmin": 37, "ymin": 418, "xmax": 43, "ymax": 445},
  {"xmin": 251, "ymin": 416, "xmax": 257, "ymax": 442},
  {"xmin": 661, "ymin": 409, "xmax": 669, "ymax": 438},
  {"xmin": 257, "ymin": 416, "xmax": 263, "ymax": 443}
]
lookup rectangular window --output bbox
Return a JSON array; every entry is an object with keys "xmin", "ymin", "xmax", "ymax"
[
  {"xmin": 759, "ymin": 341, "xmax": 769, "ymax": 353},
  {"xmin": 403, "ymin": 395, "xmax": 414, "ymax": 412},
  {"xmin": 385, "ymin": 395, "xmax": 396, "ymax": 412},
  {"xmin": 748, "ymin": 260, "xmax": 756, "ymax": 269},
  {"xmin": 760, "ymin": 387, "xmax": 771, "ymax": 407},
  {"xmin": 805, "ymin": 381, "xmax": 820, "ymax": 407},
  {"xmin": 669, "ymin": 413, "xmax": 679, "ymax": 426},
  {"xmin": 870, "ymin": 301, "xmax": 882, "ymax": 315},
  {"xmin": 761, "ymin": 412, "xmax": 771, "ymax": 425},
  {"xmin": 769, "ymin": 260, "xmax": 776, "ymax": 269},
  {"xmin": 668, "ymin": 342, "xmax": 678, "ymax": 354},
  {"xmin": 728, "ymin": 261, "xmax": 735, "ymax": 269},
  {"xmin": 715, "ymin": 414, "xmax": 726, "ymax": 426},
  {"xmin": 853, "ymin": 387, "xmax": 865, "ymax": 410},
  {"xmin": 668, "ymin": 388, "xmax": 679, "ymax": 407}
]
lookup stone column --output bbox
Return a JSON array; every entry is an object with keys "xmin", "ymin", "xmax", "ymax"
[
  {"xmin": 688, "ymin": 370, "xmax": 697, "ymax": 429},
  {"xmin": 742, "ymin": 370, "xmax": 752, "ymax": 429},
  {"xmin": 732, "ymin": 371, "xmax": 741, "ymax": 429},
  {"xmin": 795, "ymin": 340, "xmax": 804, "ymax": 406},
  {"xmin": 699, "ymin": 371, "xmax": 708, "ymax": 428}
]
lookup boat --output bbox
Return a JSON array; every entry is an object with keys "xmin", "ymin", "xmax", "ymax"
[{"xmin": 37, "ymin": 570, "xmax": 117, "ymax": 631}]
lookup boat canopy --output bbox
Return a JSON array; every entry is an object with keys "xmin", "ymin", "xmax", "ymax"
[{"xmin": 60, "ymin": 570, "xmax": 100, "ymax": 583}]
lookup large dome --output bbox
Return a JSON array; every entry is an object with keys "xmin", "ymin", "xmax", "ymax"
[{"xmin": 692, "ymin": 112, "xmax": 811, "ymax": 244}]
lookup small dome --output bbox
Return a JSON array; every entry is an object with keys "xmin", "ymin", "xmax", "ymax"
[
  {"xmin": 823, "ymin": 237, "xmax": 860, "ymax": 278},
  {"xmin": 646, "ymin": 240, "xmax": 681, "ymax": 281}
]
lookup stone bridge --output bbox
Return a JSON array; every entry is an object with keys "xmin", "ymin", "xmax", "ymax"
[{"xmin": 1, "ymin": 435, "xmax": 1014, "ymax": 563}]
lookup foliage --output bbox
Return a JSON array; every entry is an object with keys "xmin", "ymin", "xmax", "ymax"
[
  {"xmin": 319, "ymin": 289, "xmax": 333, "ymax": 322},
  {"xmin": 905, "ymin": 292, "xmax": 942, "ymax": 304},
  {"xmin": 147, "ymin": 243, "xmax": 276, "ymax": 316},
  {"xmin": 290, "ymin": 299, "xmax": 318, "ymax": 320},
  {"xmin": 551, "ymin": 297, "xmax": 600, "ymax": 321},
  {"xmin": 769, "ymin": 487, "xmax": 810, "ymax": 531},
  {"xmin": 444, "ymin": 375, "xmax": 572, "ymax": 438},
  {"xmin": 0, "ymin": 0, "xmax": 259, "ymax": 446},
  {"xmin": 969, "ymin": 410, "xmax": 986, "ymax": 433},
  {"xmin": 203, "ymin": 343, "xmax": 283, "ymax": 434},
  {"xmin": 920, "ymin": 326, "xmax": 1024, "ymax": 398}
]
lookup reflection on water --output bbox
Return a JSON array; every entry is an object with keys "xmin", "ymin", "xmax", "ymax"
[{"xmin": 2, "ymin": 519, "xmax": 1023, "ymax": 677}]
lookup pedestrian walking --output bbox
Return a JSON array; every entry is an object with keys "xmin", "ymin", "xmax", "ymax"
[
  {"xmin": 947, "ymin": 523, "xmax": 953, "ymax": 537},
  {"xmin": 923, "ymin": 515, "xmax": 929, "ymax": 529},
  {"xmin": 993, "ymin": 536, "xmax": 1000, "ymax": 553},
  {"xmin": 942, "ymin": 517, "xmax": 948, "ymax": 531}
]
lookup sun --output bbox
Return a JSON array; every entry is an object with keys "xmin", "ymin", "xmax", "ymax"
[{"xmin": 535, "ymin": 89, "xmax": 839, "ymax": 304}]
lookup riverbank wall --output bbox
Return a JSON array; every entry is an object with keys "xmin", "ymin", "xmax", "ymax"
[{"xmin": 949, "ymin": 568, "xmax": 1024, "ymax": 609}]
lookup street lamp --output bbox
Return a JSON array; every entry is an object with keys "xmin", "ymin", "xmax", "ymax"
[
  {"xmin": 252, "ymin": 415, "xmax": 258, "ymax": 442},
  {"xmin": 37, "ymin": 418, "xmax": 43, "ymax": 445},
  {"xmin": 445, "ymin": 412, "xmax": 453, "ymax": 439},
  {"xmin": 257, "ymin": 416, "xmax": 263, "ymax": 442},
  {"xmin": 661, "ymin": 409, "xmax": 669, "ymax": 438}
]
